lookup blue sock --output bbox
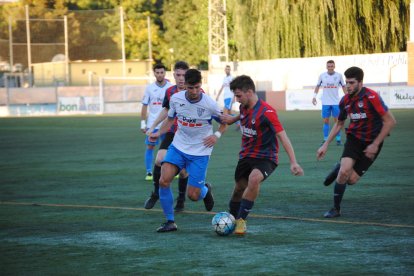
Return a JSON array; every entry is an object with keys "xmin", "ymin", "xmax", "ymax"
[
  {"xmin": 145, "ymin": 148, "xmax": 153, "ymax": 173},
  {"xmin": 197, "ymin": 184, "xmax": 208, "ymax": 201},
  {"xmin": 159, "ymin": 186, "xmax": 174, "ymax": 221},
  {"xmin": 336, "ymin": 131, "xmax": 341, "ymax": 142},
  {"xmin": 323, "ymin": 123, "xmax": 329, "ymax": 140},
  {"xmin": 237, "ymin": 199, "xmax": 254, "ymax": 220}
]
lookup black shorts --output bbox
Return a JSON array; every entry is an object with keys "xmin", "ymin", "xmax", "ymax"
[
  {"xmin": 342, "ymin": 134, "xmax": 383, "ymax": 176},
  {"xmin": 235, "ymin": 158, "xmax": 277, "ymax": 181},
  {"xmin": 159, "ymin": 132, "xmax": 174, "ymax": 150}
]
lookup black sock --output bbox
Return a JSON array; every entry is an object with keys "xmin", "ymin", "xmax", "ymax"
[
  {"xmin": 153, "ymin": 165, "xmax": 161, "ymax": 196},
  {"xmin": 229, "ymin": 201, "xmax": 240, "ymax": 218},
  {"xmin": 178, "ymin": 176, "xmax": 188, "ymax": 200},
  {"xmin": 238, "ymin": 199, "xmax": 254, "ymax": 220},
  {"xmin": 334, "ymin": 182, "xmax": 347, "ymax": 210}
]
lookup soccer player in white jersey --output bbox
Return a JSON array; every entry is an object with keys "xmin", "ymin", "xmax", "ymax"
[
  {"xmin": 149, "ymin": 69, "xmax": 227, "ymax": 232},
  {"xmin": 216, "ymin": 65, "xmax": 234, "ymax": 115},
  {"xmin": 312, "ymin": 60, "xmax": 346, "ymax": 145},
  {"xmin": 141, "ymin": 63, "xmax": 173, "ymax": 180}
]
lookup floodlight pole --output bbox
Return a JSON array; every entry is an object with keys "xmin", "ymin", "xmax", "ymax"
[
  {"xmin": 147, "ymin": 16, "xmax": 152, "ymax": 61},
  {"xmin": 120, "ymin": 6, "xmax": 126, "ymax": 77},
  {"xmin": 8, "ymin": 16, "xmax": 13, "ymax": 70},
  {"xmin": 64, "ymin": 15, "xmax": 69, "ymax": 84},
  {"xmin": 25, "ymin": 5, "xmax": 32, "ymax": 76}
]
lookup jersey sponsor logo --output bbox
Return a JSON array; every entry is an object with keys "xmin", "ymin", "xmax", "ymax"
[
  {"xmin": 350, "ymin": 112, "xmax": 367, "ymax": 120},
  {"xmin": 179, "ymin": 103, "xmax": 185, "ymax": 106},
  {"xmin": 178, "ymin": 119, "xmax": 202, "ymax": 127},
  {"xmin": 241, "ymin": 126, "xmax": 257, "ymax": 137}
]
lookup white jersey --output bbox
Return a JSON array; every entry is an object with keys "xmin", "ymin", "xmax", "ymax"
[
  {"xmin": 142, "ymin": 81, "xmax": 173, "ymax": 129},
  {"xmin": 316, "ymin": 72, "xmax": 345, "ymax": 105},
  {"xmin": 168, "ymin": 91, "xmax": 222, "ymax": 156},
  {"xmin": 222, "ymin": 75, "xmax": 234, "ymax": 99}
]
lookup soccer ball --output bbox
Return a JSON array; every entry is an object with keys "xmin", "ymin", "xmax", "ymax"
[{"xmin": 211, "ymin": 212, "xmax": 236, "ymax": 236}]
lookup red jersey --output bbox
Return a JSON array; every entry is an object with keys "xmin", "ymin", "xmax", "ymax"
[
  {"xmin": 239, "ymin": 99, "xmax": 284, "ymax": 164},
  {"xmin": 339, "ymin": 87, "xmax": 388, "ymax": 143}
]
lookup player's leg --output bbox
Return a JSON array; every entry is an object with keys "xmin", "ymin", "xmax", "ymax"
[
  {"xmin": 321, "ymin": 105, "xmax": 330, "ymax": 144},
  {"xmin": 324, "ymin": 134, "xmax": 359, "ymax": 218},
  {"xmin": 157, "ymin": 145, "xmax": 184, "ymax": 232},
  {"xmin": 235, "ymin": 159, "xmax": 276, "ymax": 235},
  {"xmin": 174, "ymin": 168, "xmax": 188, "ymax": 212},
  {"xmin": 144, "ymin": 132, "xmax": 172, "ymax": 209},
  {"xmin": 185, "ymin": 155, "xmax": 214, "ymax": 211},
  {"xmin": 229, "ymin": 159, "xmax": 251, "ymax": 218},
  {"xmin": 332, "ymin": 105, "xmax": 341, "ymax": 145},
  {"xmin": 144, "ymin": 134, "xmax": 157, "ymax": 181}
]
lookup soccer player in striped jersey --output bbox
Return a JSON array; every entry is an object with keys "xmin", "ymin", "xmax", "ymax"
[
  {"xmin": 150, "ymin": 69, "xmax": 227, "ymax": 232},
  {"xmin": 220, "ymin": 75, "xmax": 304, "ymax": 235},
  {"xmin": 144, "ymin": 61, "xmax": 190, "ymax": 212},
  {"xmin": 141, "ymin": 63, "xmax": 173, "ymax": 181},
  {"xmin": 313, "ymin": 60, "xmax": 346, "ymax": 145},
  {"xmin": 317, "ymin": 66, "xmax": 396, "ymax": 218}
]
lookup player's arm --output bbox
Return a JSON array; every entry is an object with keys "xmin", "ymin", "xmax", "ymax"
[
  {"xmin": 364, "ymin": 111, "xmax": 396, "ymax": 160},
  {"xmin": 148, "ymin": 116, "xmax": 174, "ymax": 142},
  {"xmin": 220, "ymin": 114, "xmax": 240, "ymax": 125},
  {"xmin": 215, "ymin": 85, "xmax": 224, "ymax": 101},
  {"xmin": 317, "ymin": 119, "xmax": 345, "ymax": 160},
  {"xmin": 146, "ymin": 107, "xmax": 168, "ymax": 135},
  {"xmin": 140, "ymin": 105, "xmax": 148, "ymax": 133},
  {"xmin": 312, "ymin": 85, "xmax": 320, "ymax": 106},
  {"xmin": 277, "ymin": 130, "xmax": 304, "ymax": 176}
]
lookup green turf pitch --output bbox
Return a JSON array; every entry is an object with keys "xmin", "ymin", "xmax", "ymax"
[{"xmin": 1, "ymin": 111, "xmax": 413, "ymax": 275}]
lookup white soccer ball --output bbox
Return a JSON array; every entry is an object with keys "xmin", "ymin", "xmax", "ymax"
[{"xmin": 211, "ymin": 212, "xmax": 236, "ymax": 236}]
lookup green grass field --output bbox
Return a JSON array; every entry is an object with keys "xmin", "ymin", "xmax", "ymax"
[{"xmin": 1, "ymin": 110, "xmax": 413, "ymax": 275}]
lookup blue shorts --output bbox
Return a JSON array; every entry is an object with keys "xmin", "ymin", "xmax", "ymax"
[
  {"xmin": 163, "ymin": 144, "xmax": 209, "ymax": 188},
  {"xmin": 224, "ymin": 97, "xmax": 233, "ymax": 110},
  {"xmin": 322, "ymin": 105, "xmax": 340, "ymax": 119},
  {"xmin": 145, "ymin": 129, "xmax": 165, "ymax": 146}
]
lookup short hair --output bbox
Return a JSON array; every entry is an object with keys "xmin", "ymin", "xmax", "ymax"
[
  {"xmin": 185, "ymin": 69, "xmax": 202, "ymax": 85},
  {"xmin": 344, "ymin": 66, "xmax": 364, "ymax": 81},
  {"xmin": 230, "ymin": 75, "xmax": 255, "ymax": 93},
  {"xmin": 327, "ymin": 60, "xmax": 335, "ymax": 64},
  {"xmin": 153, "ymin": 63, "xmax": 166, "ymax": 71},
  {"xmin": 225, "ymin": 65, "xmax": 231, "ymax": 69},
  {"xmin": 174, "ymin": 61, "xmax": 189, "ymax": 71}
]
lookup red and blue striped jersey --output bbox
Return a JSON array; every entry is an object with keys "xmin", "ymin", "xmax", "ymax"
[
  {"xmin": 339, "ymin": 87, "xmax": 388, "ymax": 143},
  {"xmin": 239, "ymin": 99, "xmax": 284, "ymax": 164},
  {"xmin": 162, "ymin": 85, "xmax": 180, "ymax": 133}
]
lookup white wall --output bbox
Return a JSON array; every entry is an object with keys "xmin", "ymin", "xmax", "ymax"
[{"xmin": 208, "ymin": 52, "xmax": 408, "ymax": 92}]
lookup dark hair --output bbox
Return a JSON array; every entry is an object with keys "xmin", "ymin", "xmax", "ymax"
[
  {"xmin": 327, "ymin": 60, "xmax": 335, "ymax": 64},
  {"xmin": 230, "ymin": 75, "xmax": 255, "ymax": 93},
  {"xmin": 185, "ymin": 69, "xmax": 202, "ymax": 85},
  {"xmin": 344, "ymin": 66, "xmax": 364, "ymax": 81},
  {"xmin": 174, "ymin": 61, "xmax": 189, "ymax": 71},
  {"xmin": 153, "ymin": 63, "xmax": 166, "ymax": 71}
]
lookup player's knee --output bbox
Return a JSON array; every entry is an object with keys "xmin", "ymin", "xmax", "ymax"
[
  {"xmin": 159, "ymin": 176, "xmax": 171, "ymax": 188},
  {"xmin": 347, "ymin": 174, "xmax": 360, "ymax": 185},
  {"xmin": 187, "ymin": 189, "xmax": 199, "ymax": 201},
  {"xmin": 179, "ymin": 169, "xmax": 188, "ymax": 178},
  {"xmin": 337, "ymin": 168, "xmax": 351, "ymax": 183}
]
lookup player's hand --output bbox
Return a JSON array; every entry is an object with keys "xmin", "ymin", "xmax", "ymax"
[
  {"xmin": 220, "ymin": 114, "xmax": 234, "ymax": 125},
  {"xmin": 148, "ymin": 132, "xmax": 160, "ymax": 143},
  {"xmin": 146, "ymin": 128, "xmax": 154, "ymax": 136},
  {"xmin": 317, "ymin": 143, "xmax": 328, "ymax": 160},
  {"xmin": 364, "ymin": 143, "xmax": 378, "ymax": 160},
  {"xmin": 203, "ymin": 135, "xmax": 218, "ymax": 147},
  {"xmin": 291, "ymin": 163, "xmax": 304, "ymax": 176},
  {"xmin": 140, "ymin": 128, "xmax": 147, "ymax": 134},
  {"xmin": 312, "ymin": 97, "xmax": 317, "ymax": 106}
]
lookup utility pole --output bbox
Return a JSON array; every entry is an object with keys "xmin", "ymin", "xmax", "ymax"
[{"xmin": 208, "ymin": 0, "xmax": 228, "ymax": 69}]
